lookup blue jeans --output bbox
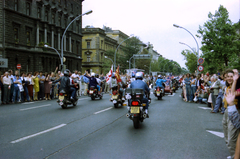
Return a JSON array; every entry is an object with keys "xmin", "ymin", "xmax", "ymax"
[
  {"xmin": 21, "ymin": 85, "xmax": 30, "ymax": 101},
  {"xmin": 13, "ymin": 86, "xmax": 20, "ymax": 102},
  {"xmin": 69, "ymin": 87, "xmax": 76, "ymax": 98},
  {"xmin": 213, "ymin": 92, "xmax": 224, "ymax": 113},
  {"xmin": 97, "ymin": 85, "xmax": 100, "ymax": 92},
  {"xmin": 186, "ymin": 85, "xmax": 192, "ymax": 101}
]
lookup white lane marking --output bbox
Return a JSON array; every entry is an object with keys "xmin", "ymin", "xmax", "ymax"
[
  {"xmin": 198, "ymin": 107, "xmax": 212, "ymax": 110},
  {"xmin": 10, "ymin": 124, "xmax": 66, "ymax": 143},
  {"xmin": 20, "ymin": 104, "xmax": 51, "ymax": 111},
  {"xmin": 94, "ymin": 107, "xmax": 113, "ymax": 115},
  {"xmin": 206, "ymin": 130, "xmax": 224, "ymax": 138},
  {"xmin": 22, "ymin": 102, "xmax": 35, "ymax": 104}
]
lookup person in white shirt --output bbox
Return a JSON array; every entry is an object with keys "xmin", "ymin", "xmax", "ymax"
[{"xmin": 3, "ymin": 72, "xmax": 11, "ymax": 104}]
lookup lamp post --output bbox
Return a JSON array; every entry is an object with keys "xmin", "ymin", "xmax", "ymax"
[
  {"xmin": 179, "ymin": 42, "xmax": 195, "ymax": 54},
  {"xmin": 44, "ymin": 44, "xmax": 61, "ymax": 62},
  {"xmin": 114, "ymin": 34, "xmax": 133, "ymax": 71},
  {"xmin": 104, "ymin": 56, "xmax": 113, "ymax": 64},
  {"xmin": 173, "ymin": 24, "xmax": 200, "ymax": 74},
  {"xmin": 61, "ymin": 10, "xmax": 92, "ymax": 70}
]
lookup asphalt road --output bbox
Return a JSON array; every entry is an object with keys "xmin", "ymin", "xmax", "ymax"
[{"xmin": 0, "ymin": 89, "xmax": 230, "ymax": 159}]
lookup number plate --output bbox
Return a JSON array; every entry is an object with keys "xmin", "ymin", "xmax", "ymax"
[
  {"xmin": 89, "ymin": 90, "xmax": 93, "ymax": 94},
  {"xmin": 130, "ymin": 107, "xmax": 139, "ymax": 113},
  {"xmin": 113, "ymin": 100, "xmax": 117, "ymax": 104},
  {"xmin": 112, "ymin": 95, "xmax": 118, "ymax": 99},
  {"xmin": 173, "ymin": 87, "xmax": 175, "ymax": 89},
  {"xmin": 59, "ymin": 96, "xmax": 64, "ymax": 100}
]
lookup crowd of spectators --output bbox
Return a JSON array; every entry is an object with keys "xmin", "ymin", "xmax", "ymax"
[{"xmin": 181, "ymin": 69, "xmax": 240, "ymax": 159}]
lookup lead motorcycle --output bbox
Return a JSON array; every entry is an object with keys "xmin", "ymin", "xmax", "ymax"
[
  {"xmin": 124, "ymin": 88, "xmax": 150, "ymax": 129},
  {"xmin": 57, "ymin": 79, "xmax": 79, "ymax": 109},
  {"xmin": 87, "ymin": 86, "xmax": 103, "ymax": 100},
  {"xmin": 154, "ymin": 86, "xmax": 164, "ymax": 100},
  {"xmin": 110, "ymin": 86, "xmax": 125, "ymax": 108}
]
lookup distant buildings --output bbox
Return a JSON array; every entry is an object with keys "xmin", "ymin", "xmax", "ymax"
[{"xmin": 0, "ymin": 0, "xmax": 84, "ymax": 73}]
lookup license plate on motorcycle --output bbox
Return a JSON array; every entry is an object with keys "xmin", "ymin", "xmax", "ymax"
[
  {"xmin": 113, "ymin": 100, "xmax": 117, "ymax": 104},
  {"xmin": 112, "ymin": 95, "xmax": 118, "ymax": 99},
  {"xmin": 89, "ymin": 90, "xmax": 93, "ymax": 94},
  {"xmin": 131, "ymin": 107, "xmax": 139, "ymax": 113},
  {"xmin": 173, "ymin": 87, "xmax": 175, "ymax": 89},
  {"xmin": 59, "ymin": 96, "xmax": 64, "ymax": 100}
]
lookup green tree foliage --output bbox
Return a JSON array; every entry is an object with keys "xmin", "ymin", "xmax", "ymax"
[
  {"xmin": 181, "ymin": 49, "xmax": 198, "ymax": 73},
  {"xmin": 197, "ymin": 5, "xmax": 240, "ymax": 73}
]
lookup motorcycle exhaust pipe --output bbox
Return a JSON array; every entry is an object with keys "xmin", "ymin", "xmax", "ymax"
[
  {"xmin": 143, "ymin": 114, "xmax": 147, "ymax": 119},
  {"xmin": 126, "ymin": 113, "xmax": 130, "ymax": 118}
]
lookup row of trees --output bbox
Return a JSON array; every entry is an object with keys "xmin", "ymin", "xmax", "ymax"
[
  {"xmin": 103, "ymin": 37, "xmax": 185, "ymax": 76},
  {"xmin": 182, "ymin": 5, "xmax": 240, "ymax": 74}
]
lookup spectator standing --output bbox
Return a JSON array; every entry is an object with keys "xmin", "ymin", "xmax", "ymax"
[
  {"xmin": 2, "ymin": 72, "xmax": 11, "ymax": 104},
  {"xmin": 184, "ymin": 73, "xmax": 192, "ymax": 102},
  {"xmin": 182, "ymin": 74, "xmax": 188, "ymax": 102},
  {"xmin": 20, "ymin": 72, "xmax": 30, "ymax": 102},
  {"xmin": 104, "ymin": 73, "xmax": 110, "ymax": 93},
  {"xmin": 26, "ymin": 73, "xmax": 34, "ymax": 101},
  {"xmin": 190, "ymin": 74, "xmax": 197, "ymax": 101},
  {"xmin": 32, "ymin": 72, "xmax": 40, "ymax": 101},
  {"xmin": 38, "ymin": 71, "xmax": 45, "ymax": 100},
  {"xmin": 12, "ymin": 75, "xmax": 22, "ymax": 103},
  {"xmin": 44, "ymin": 73, "xmax": 52, "ymax": 100},
  {"xmin": 222, "ymin": 69, "xmax": 239, "ymax": 159},
  {"xmin": 209, "ymin": 75, "xmax": 221, "ymax": 113},
  {"xmin": 8, "ymin": 70, "xmax": 14, "ymax": 102},
  {"xmin": 0, "ymin": 72, "xmax": 3, "ymax": 104}
]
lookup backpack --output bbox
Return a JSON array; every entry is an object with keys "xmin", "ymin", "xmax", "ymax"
[{"xmin": 83, "ymin": 76, "xmax": 89, "ymax": 84}]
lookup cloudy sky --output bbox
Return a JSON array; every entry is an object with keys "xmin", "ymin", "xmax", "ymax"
[{"xmin": 81, "ymin": 0, "xmax": 239, "ymax": 68}]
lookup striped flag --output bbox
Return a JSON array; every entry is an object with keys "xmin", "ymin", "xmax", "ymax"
[{"xmin": 106, "ymin": 65, "xmax": 113, "ymax": 84}]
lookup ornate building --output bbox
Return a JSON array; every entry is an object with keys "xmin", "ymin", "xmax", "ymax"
[{"xmin": 0, "ymin": 0, "xmax": 84, "ymax": 73}]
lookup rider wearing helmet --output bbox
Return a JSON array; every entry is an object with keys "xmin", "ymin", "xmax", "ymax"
[
  {"xmin": 155, "ymin": 75, "xmax": 167, "ymax": 92},
  {"xmin": 84, "ymin": 71, "xmax": 101, "ymax": 94},
  {"xmin": 50, "ymin": 69, "xmax": 77, "ymax": 100},
  {"xmin": 130, "ymin": 72, "xmax": 150, "ymax": 116}
]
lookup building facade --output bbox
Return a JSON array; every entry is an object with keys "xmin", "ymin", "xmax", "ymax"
[
  {"xmin": 0, "ymin": 0, "xmax": 84, "ymax": 73},
  {"xmin": 82, "ymin": 27, "xmax": 118, "ymax": 74}
]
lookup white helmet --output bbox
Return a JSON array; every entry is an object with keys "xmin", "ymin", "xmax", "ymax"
[
  {"xmin": 91, "ymin": 72, "xmax": 95, "ymax": 77},
  {"xmin": 135, "ymin": 72, "xmax": 143, "ymax": 80}
]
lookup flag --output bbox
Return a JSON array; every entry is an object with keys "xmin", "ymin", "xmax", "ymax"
[
  {"xmin": 115, "ymin": 65, "xmax": 122, "ymax": 83},
  {"xmin": 106, "ymin": 65, "xmax": 113, "ymax": 84}
]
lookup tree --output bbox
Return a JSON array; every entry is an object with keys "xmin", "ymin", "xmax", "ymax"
[
  {"xmin": 197, "ymin": 5, "xmax": 240, "ymax": 73},
  {"xmin": 181, "ymin": 49, "xmax": 198, "ymax": 73}
]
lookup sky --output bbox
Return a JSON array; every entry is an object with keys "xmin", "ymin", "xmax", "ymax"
[{"xmin": 81, "ymin": 0, "xmax": 240, "ymax": 68}]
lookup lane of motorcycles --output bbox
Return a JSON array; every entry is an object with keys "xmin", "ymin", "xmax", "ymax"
[{"xmin": 56, "ymin": 78, "xmax": 179, "ymax": 129}]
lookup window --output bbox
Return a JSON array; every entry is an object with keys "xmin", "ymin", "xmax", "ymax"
[
  {"xmin": 37, "ymin": 7, "xmax": 41, "ymax": 18},
  {"xmin": 87, "ymin": 55, "xmax": 90, "ymax": 62},
  {"xmin": 77, "ymin": 43, "xmax": 79, "ymax": 55},
  {"xmin": 64, "ymin": 18, "xmax": 67, "ymax": 28},
  {"xmin": 47, "ymin": 33, "xmax": 51, "ymax": 45},
  {"xmin": 45, "ymin": 10, "xmax": 48, "ymax": 22},
  {"xmin": 87, "ymin": 41, "xmax": 90, "ymax": 49},
  {"xmin": 26, "ymin": 31, "xmax": 30, "ymax": 46},
  {"xmin": 14, "ymin": 28, "xmax": 19, "ymax": 44},
  {"xmin": 39, "ymin": 31, "xmax": 43, "ymax": 43},
  {"xmin": 76, "ymin": 22, "xmax": 79, "ymax": 33},
  {"xmin": 26, "ymin": 2, "xmax": 31, "ymax": 16},
  {"xmin": 14, "ymin": 0, "xmax": 18, "ymax": 11},
  {"xmin": 58, "ymin": 16, "xmax": 61, "ymax": 26},
  {"xmin": 101, "ymin": 40, "xmax": 103, "ymax": 49},
  {"xmin": 71, "ymin": 40, "xmax": 74, "ymax": 52},
  {"xmin": 52, "ymin": 13, "xmax": 55, "ymax": 24}
]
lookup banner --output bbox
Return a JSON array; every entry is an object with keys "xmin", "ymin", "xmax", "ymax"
[
  {"xmin": 115, "ymin": 65, "xmax": 122, "ymax": 83},
  {"xmin": 106, "ymin": 65, "xmax": 113, "ymax": 84}
]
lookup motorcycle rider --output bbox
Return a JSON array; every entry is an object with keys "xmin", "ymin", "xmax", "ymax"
[
  {"xmin": 155, "ymin": 75, "xmax": 167, "ymax": 94},
  {"xmin": 84, "ymin": 71, "xmax": 101, "ymax": 95},
  {"xmin": 111, "ymin": 73, "xmax": 124, "ymax": 100},
  {"xmin": 130, "ymin": 72, "xmax": 150, "ymax": 117},
  {"xmin": 50, "ymin": 69, "xmax": 77, "ymax": 101}
]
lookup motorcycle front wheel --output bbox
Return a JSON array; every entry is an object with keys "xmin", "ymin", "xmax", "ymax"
[{"xmin": 61, "ymin": 104, "xmax": 67, "ymax": 109}]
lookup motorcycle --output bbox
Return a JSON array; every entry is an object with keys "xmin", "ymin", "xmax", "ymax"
[
  {"xmin": 110, "ymin": 86, "xmax": 125, "ymax": 108},
  {"xmin": 87, "ymin": 86, "xmax": 103, "ymax": 100},
  {"xmin": 154, "ymin": 86, "xmax": 164, "ymax": 100},
  {"xmin": 124, "ymin": 88, "xmax": 149, "ymax": 129},
  {"xmin": 57, "ymin": 79, "xmax": 80, "ymax": 109}
]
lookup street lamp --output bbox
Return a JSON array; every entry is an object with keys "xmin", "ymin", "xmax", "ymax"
[
  {"xmin": 61, "ymin": 10, "xmax": 93, "ymax": 70},
  {"xmin": 173, "ymin": 24, "xmax": 200, "ymax": 74},
  {"xmin": 44, "ymin": 44, "xmax": 61, "ymax": 62},
  {"xmin": 114, "ymin": 34, "xmax": 134, "ymax": 71},
  {"xmin": 179, "ymin": 42, "xmax": 196, "ymax": 54},
  {"xmin": 104, "ymin": 56, "xmax": 113, "ymax": 64}
]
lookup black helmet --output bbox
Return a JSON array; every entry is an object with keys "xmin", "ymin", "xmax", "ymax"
[{"xmin": 64, "ymin": 69, "xmax": 70, "ymax": 76}]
